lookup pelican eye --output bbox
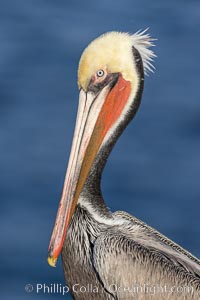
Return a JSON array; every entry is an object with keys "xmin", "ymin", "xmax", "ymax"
[{"xmin": 97, "ymin": 69, "xmax": 104, "ymax": 77}]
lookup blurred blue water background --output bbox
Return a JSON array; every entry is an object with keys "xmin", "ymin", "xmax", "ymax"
[{"xmin": 1, "ymin": 0, "xmax": 200, "ymax": 299}]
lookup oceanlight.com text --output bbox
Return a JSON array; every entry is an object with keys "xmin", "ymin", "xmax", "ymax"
[{"xmin": 25, "ymin": 282, "xmax": 198, "ymax": 296}]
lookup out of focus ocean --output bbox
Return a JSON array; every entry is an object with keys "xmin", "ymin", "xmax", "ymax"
[{"xmin": 1, "ymin": 0, "xmax": 200, "ymax": 299}]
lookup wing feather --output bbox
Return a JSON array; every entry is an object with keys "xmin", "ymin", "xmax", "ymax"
[{"xmin": 93, "ymin": 223, "xmax": 200, "ymax": 300}]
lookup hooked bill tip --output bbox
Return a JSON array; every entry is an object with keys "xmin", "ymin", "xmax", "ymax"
[{"xmin": 47, "ymin": 255, "xmax": 57, "ymax": 267}]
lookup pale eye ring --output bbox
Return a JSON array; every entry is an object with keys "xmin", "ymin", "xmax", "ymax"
[{"xmin": 97, "ymin": 69, "xmax": 104, "ymax": 77}]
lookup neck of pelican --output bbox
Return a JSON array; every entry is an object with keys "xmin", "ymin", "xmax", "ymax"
[
  {"xmin": 78, "ymin": 142, "xmax": 113, "ymax": 216},
  {"xmin": 78, "ymin": 88, "xmax": 142, "ymax": 215}
]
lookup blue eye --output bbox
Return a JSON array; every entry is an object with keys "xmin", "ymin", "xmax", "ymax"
[{"xmin": 97, "ymin": 69, "xmax": 104, "ymax": 77}]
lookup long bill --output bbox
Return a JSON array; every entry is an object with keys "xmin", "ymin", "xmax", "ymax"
[{"xmin": 48, "ymin": 74, "xmax": 131, "ymax": 267}]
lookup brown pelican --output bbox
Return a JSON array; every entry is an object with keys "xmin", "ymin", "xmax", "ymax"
[{"xmin": 48, "ymin": 31, "xmax": 200, "ymax": 299}]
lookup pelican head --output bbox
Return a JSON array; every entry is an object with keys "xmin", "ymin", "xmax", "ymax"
[{"xmin": 48, "ymin": 31, "xmax": 155, "ymax": 267}]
